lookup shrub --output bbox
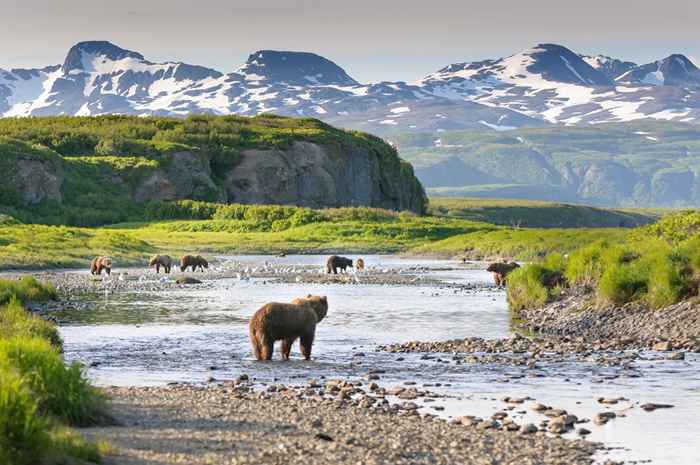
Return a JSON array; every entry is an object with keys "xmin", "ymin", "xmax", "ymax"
[
  {"xmin": 0, "ymin": 276, "xmax": 57, "ymax": 306},
  {"xmin": 0, "ymin": 370, "xmax": 50, "ymax": 465},
  {"xmin": 643, "ymin": 250, "xmax": 693, "ymax": 308},
  {"xmin": 0, "ymin": 299, "xmax": 62, "ymax": 348},
  {"xmin": 506, "ymin": 264, "xmax": 551, "ymax": 311},
  {"xmin": 598, "ymin": 262, "xmax": 647, "ymax": 305},
  {"xmin": 0, "ymin": 337, "xmax": 110, "ymax": 427}
]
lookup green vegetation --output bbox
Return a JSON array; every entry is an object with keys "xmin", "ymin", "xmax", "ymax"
[
  {"xmin": 0, "ymin": 279, "xmax": 109, "ymax": 464},
  {"xmin": 0, "ymin": 200, "xmax": 637, "ymax": 269},
  {"xmin": 398, "ymin": 121, "xmax": 700, "ymax": 208},
  {"xmin": 0, "ymin": 114, "xmax": 424, "ymax": 226},
  {"xmin": 428, "ymin": 197, "xmax": 660, "ymax": 228},
  {"xmin": 507, "ymin": 211, "xmax": 700, "ymax": 311}
]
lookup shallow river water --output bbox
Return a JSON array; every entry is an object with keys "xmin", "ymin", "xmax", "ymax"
[{"xmin": 54, "ymin": 255, "xmax": 700, "ymax": 465}]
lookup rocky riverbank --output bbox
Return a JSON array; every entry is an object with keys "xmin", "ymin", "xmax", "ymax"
[
  {"xmin": 81, "ymin": 383, "xmax": 597, "ymax": 465},
  {"xmin": 518, "ymin": 287, "xmax": 700, "ymax": 352}
]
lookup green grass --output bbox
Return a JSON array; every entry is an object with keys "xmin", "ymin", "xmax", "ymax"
[
  {"xmin": 428, "ymin": 197, "xmax": 660, "ymax": 228},
  {"xmin": 508, "ymin": 211, "xmax": 700, "ymax": 311},
  {"xmin": 0, "ymin": 202, "xmax": 634, "ymax": 269},
  {"xmin": 0, "ymin": 280, "xmax": 109, "ymax": 463}
]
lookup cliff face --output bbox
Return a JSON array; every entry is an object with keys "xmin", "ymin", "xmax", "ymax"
[
  {"xmin": 2, "ymin": 136, "xmax": 426, "ymax": 217},
  {"xmin": 224, "ymin": 141, "xmax": 425, "ymax": 212}
]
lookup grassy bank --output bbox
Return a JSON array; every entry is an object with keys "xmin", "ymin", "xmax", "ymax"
[
  {"xmin": 0, "ymin": 277, "xmax": 109, "ymax": 464},
  {"xmin": 507, "ymin": 211, "xmax": 700, "ymax": 311},
  {"xmin": 428, "ymin": 197, "xmax": 661, "ymax": 228},
  {"xmin": 0, "ymin": 201, "xmax": 636, "ymax": 270}
]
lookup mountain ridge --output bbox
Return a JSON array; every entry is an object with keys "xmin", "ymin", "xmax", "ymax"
[{"xmin": 1, "ymin": 41, "xmax": 699, "ymax": 131}]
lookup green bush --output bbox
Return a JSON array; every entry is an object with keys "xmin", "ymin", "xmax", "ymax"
[
  {"xmin": 0, "ymin": 337, "xmax": 109, "ymax": 427},
  {"xmin": 0, "ymin": 299, "xmax": 62, "ymax": 348},
  {"xmin": 598, "ymin": 262, "xmax": 647, "ymax": 305},
  {"xmin": 506, "ymin": 264, "xmax": 551, "ymax": 311},
  {"xmin": 0, "ymin": 370, "xmax": 50, "ymax": 465},
  {"xmin": 0, "ymin": 277, "xmax": 57, "ymax": 306}
]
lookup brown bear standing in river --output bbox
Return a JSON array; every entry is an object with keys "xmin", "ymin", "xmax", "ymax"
[
  {"xmin": 180, "ymin": 255, "xmax": 208, "ymax": 272},
  {"xmin": 486, "ymin": 261, "xmax": 520, "ymax": 286},
  {"xmin": 149, "ymin": 255, "xmax": 173, "ymax": 273},
  {"xmin": 90, "ymin": 256, "xmax": 112, "ymax": 276},
  {"xmin": 326, "ymin": 255, "xmax": 353, "ymax": 274},
  {"xmin": 249, "ymin": 295, "xmax": 328, "ymax": 361}
]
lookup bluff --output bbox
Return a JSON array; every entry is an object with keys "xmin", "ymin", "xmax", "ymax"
[{"xmin": 0, "ymin": 115, "xmax": 426, "ymax": 225}]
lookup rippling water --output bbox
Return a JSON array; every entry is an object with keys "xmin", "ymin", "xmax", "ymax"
[{"xmin": 56, "ymin": 255, "xmax": 700, "ymax": 465}]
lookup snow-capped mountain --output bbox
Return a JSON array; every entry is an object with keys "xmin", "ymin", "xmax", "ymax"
[
  {"xmin": 615, "ymin": 54, "xmax": 700, "ymax": 87},
  {"xmin": 1, "ymin": 41, "xmax": 699, "ymax": 132},
  {"xmin": 417, "ymin": 43, "xmax": 700, "ymax": 125},
  {"xmin": 579, "ymin": 55, "xmax": 637, "ymax": 80}
]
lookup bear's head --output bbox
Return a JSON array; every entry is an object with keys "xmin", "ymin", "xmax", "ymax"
[
  {"xmin": 198, "ymin": 256, "xmax": 209, "ymax": 268},
  {"xmin": 303, "ymin": 294, "xmax": 328, "ymax": 322},
  {"xmin": 149, "ymin": 256, "xmax": 158, "ymax": 266}
]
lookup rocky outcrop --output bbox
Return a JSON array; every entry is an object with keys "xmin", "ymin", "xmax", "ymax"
[
  {"xmin": 224, "ymin": 141, "xmax": 425, "ymax": 212},
  {"xmin": 134, "ymin": 151, "xmax": 225, "ymax": 203},
  {"xmin": 4, "ymin": 138, "xmax": 426, "ymax": 214}
]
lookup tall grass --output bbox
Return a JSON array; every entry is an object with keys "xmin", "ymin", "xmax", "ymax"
[
  {"xmin": 508, "ymin": 212, "xmax": 700, "ymax": 311},
  {"xmin": 0, "ymin": 278, "xmax": 109, "ymax": 464}
]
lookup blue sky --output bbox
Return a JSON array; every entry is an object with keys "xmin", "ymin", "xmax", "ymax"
[{"xmin": 2, "ymin": 0, "xmax": 697, "ymax": 83}]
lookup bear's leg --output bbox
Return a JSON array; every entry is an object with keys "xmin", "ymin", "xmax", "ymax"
[
  {"xmin": 332, "ymin": 266, "xmax": 338, "ymax": 274},
  {"xmin": 250, "ymin": 332, "xmax": 262, "ymax": 361},
  {"xmin": 281, "ymin": 337, "xmax": 295, "ymax": 360},
  {"xmin": 300, "ymin": 331, "xmax": 315, "ymax": 361},
  {"xmin": 260, "ymin": 337, "xmax": 274, "ymax": 361},
  {"xmin": 156, "ymin": 264, "xmax": 160, "ymax": 273}
]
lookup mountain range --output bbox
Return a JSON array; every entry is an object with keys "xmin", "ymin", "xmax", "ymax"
[{"xmin": 1, "ymin": 41, "xmax": 699, "ymax": 134}]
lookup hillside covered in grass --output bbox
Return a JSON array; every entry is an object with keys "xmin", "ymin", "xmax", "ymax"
[
  {"xmin": 428, "ymin": 197, "xmax": 660, "ymax": 228},
  {"xmin": 0, "ymin": 115, "xmax": 426, "ymax": 226},
  {"xmin": 396, "ymin": 121, "xmax": 700, "ymax": 208}
]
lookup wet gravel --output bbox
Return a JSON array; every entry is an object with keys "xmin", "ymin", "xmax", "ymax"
[{"xmin": 81, "ymin": 383, "xmax": 598, "ymax": 465}]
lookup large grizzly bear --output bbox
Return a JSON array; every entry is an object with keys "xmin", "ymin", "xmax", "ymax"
[
  {"xmin": 486, "ymin": 261, "xmax": 520, "ymax": 286},
  {"xmin": 180, "ymin": 255, "xmax": 208, "ymax": 272},
  {"xmin": 249, "ymin": 295, "xmax": 328, "ymax": 361},
  {"xmin": 326, "ymin": 255, "xmax": 353, "ymax": 274},
  {"xmin": 149, "ymin": 255, "xmax": 173, "ymax": 273},
  {"xmin": 90, "ymin": 256, "xmax": 112, "ymax": 276}
]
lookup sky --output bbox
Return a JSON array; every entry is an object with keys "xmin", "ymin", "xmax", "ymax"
[{"xmin": 1, "ymin": 0, "xmax": 698, "ymax": 83}]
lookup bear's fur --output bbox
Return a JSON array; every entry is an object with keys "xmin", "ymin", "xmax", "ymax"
[
  {"xmin": 149, "ymin": 255, "xmax": 173, "ymax": 274},
  {"xmin": 249, "ymin": 295, "xmax": 328, "ymax": 361},
  {"xmin": 90, "ymin": 256, "xmax": 112, "ymax": 276},
  {"xmin": 176, "ymin": 277, "xmax": 202, "ymax": 285},
  {"xmin": 486, "ymin": 261, "xmax": 520, "ymax": 286},
  {"xmin": 180, "ymin": 255, "xmax": 209, "ymax": 272},
  {"xmin": 326, "ymin": 255, "xmax": 353, "ymax": 274},
  {"xmin": 356, "ymin": 258, "xmax": 365, "ymax": 271}
]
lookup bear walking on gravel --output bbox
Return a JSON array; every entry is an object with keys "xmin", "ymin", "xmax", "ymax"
[
  {"xmin": 326, "ymin": 255, "xmax": 353, "ymax": 274},
  {"xmin": 249, "ymin": 295, "xmax": 328, "ymax": 361},
  {"xmin": 486, "ymin": 261, "xmax": 520, "ymax": 286},
  {"xmin": 90, "ymin": 256, "xmax": 112, "ymax": 276},
  {"xmin": 149, "ymin": 255, "xmax": 173, "ymax": 274},
  {"xmin": 180, "ymin": 255, "xmax": 208, "ymax": 272}
]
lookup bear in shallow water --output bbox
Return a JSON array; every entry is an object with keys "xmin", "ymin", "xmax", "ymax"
[
  {"xmin": 180, "ymin": 255, "xmax": 208, "ymax": 272},
  {"xmin": 248, "ymin": 295, "xmax": 328, "ymax": 361},
  {"xmin": 90, "ymin": 256, "xmax": 112, "ymax": 276},
  {"xmin": 326, "ymin": 255, "xmax": 353, "ymax": 274},
  {"xmin": 486, "ymin": 261, "xmax": 520, "ymax": 286},
  {"xmin": 149, "ymin": 255, "xmax": 173, "ymax": 273}
]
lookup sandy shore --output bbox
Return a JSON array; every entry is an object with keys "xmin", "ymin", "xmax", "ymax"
[{"xmin": 81, "ymin": 383, "xmax": 597, "ymax": 465}]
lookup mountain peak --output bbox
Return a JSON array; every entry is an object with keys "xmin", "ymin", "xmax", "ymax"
[
  {"xmin": 63, "ymin": 41, "xmax": 145, "ymax": 72},
  {"xmin": 518, "ymin": 43, "xmax": 614, "ymax": 86},
  {"xmin": 237, "ymin": 50, "xmax": 358, "ymax": 86}
]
